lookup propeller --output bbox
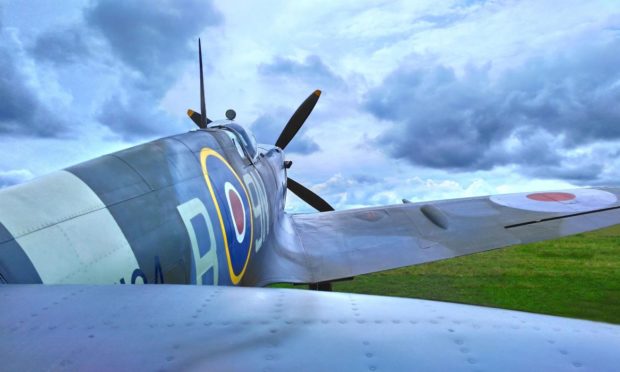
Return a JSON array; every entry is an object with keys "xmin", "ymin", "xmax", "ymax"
[
  {"xmin": 186, "ymin": 40, "xmax": 332, "ymax": 212},
  {"xmin": 275, "ymin": 90, "xmax": 321, "ymax": 150},
  {"xmin": 187, "ymin": 109, "xmax": 211, "ymax": 127},
  {"xmin": 287, "ymin": 177, "xmax": 334, "ymax": 212},
  {"xmin": 275, "ymin": 90, "xmax": 334, "ymax": 212},
  {"xmin": 187, "ymin": 39, "xmax": 211, "ymax": 128},
  {"xmin": 279, "ymin": 91, "xmax": 337, "ymax": 290}
]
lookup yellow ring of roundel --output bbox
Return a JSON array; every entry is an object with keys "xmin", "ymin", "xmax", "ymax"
[{"xmin": 200, "ymin": 148, "xmax": 254, "ymax": 285}]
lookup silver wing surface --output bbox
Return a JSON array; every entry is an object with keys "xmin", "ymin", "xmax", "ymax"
[
  {"xmin": 245, "ymin": 187, "xmax": 620, "ymax": 285},
  {"xmin": 2, "ymin": 284, "xmax": 619, "ymax": 371}
]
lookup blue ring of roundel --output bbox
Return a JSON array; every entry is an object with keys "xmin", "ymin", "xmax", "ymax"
[{"xmin": 205, "ymin": 154, "xmax": 253, "ymax": 278}]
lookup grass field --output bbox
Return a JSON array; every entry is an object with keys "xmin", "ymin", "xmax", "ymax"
[{"xmin": 274, "ymin": 224, "xmax": 620, "ymax": 324}]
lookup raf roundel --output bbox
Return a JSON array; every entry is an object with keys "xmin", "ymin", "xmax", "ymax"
[
  {"xmin": 490, "ymin": 189, "xmax": 618, "ymax": 213},
  {"xmin": 200, "ymin": 148, "xmax": 254, "ymax": 285}
]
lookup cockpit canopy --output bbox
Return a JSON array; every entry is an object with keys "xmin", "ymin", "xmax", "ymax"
[{"xmin": 215, "ymin": 123, "xmax": 258, "ymax": 161}]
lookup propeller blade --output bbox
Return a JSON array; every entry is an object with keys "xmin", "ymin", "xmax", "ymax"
[
  {"xmin": 187, "ymin": 109, "xmax": 202, "ymax": 128},
  {"xmin": 287, "ymin": 177, "xmax": 334, "ymax": 212},
  {"xmin": 275, "ymin": 90, "xmax": 321, "ymax": 150},
  {"xmin": 187, "ymin": 109, "xmax": 212, "ymax": 128}
]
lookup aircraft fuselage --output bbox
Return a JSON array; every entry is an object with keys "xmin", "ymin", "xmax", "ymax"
[{"xmin": 0, "ymin": 123, "xmax": 286, "ymax": 286}]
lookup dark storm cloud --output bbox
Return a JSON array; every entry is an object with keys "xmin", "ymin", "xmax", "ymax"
[
  {"xmin": 85, "ymin": 0, "xmax": 222, "ymax": 93},
  {"xmin": 250, "ymin": 111, "xmax": 320, "ymax": 155},
  {"xmin": 258, "ymin": 55, "xmax": 345, "ymax": 88},
  {"xmin": 365, "ymin": 37, "xmax": 620, "ymax": 181},
  {"xmin": 82, "ymin": 0, "xmax": 222, "ymax": 139},
  {"xmin": 13, "ymin": 0, "xmax": 222, "ymax": 140},
  {"xmin": 30, "ymin": 27, "xmax": 90, "ymax": 65},
  {"xmin": 0, "ymin": 40, "xmax": 67, "ymax": 137},
  {"xmin": 529, "ymin": 164, "xmax": 604, "ymax": 183},
  {"xmin": 96, "ymin": 95, "xmax": 176, "ymax": 141}
]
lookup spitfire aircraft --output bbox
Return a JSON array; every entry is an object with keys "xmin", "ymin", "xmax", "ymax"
[{"xmin": 2, "ymin": 40, "xmax": 620, "ymax": 370}]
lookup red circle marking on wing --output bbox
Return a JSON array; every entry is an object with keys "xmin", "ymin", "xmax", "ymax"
[
  {"xmin": 526, "ymin": 192, "xmax": 576, "ymax": 202},
  {"xmin": 228, "ymin": 189, "xmax": 245, "ymax": 234}
]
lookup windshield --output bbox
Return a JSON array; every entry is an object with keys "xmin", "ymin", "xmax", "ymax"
[{"xmin": 220, "ymin": 123, "xmax": 258, "ymax": 161}]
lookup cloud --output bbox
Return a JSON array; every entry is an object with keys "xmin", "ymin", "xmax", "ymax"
[
  {"xmin": 0, "ymin": 33, "xmax": 67, "ymax": 137},
  {"xmin": 82, "ymin": 0, "xmax": 222, "ymax": 139},
  {"xmin": 250, "ymin": 110, "xmax": 320, "ymax": 154},
  {"xmin": 96, "ymin": 94, "xmax": 181, "ymax": 141},
  {"xmin": 0, "ymin": 169, "xmax": 33, "ymax": 188},
  {"xmin": 416, "ymin": 13, "xmax": 466, "ymax": 29},
  {"xmin": 258, "ymin": 55, "xmax": 345, "ymax": 89},
  {"xmin": 85, "ymin": 0, "xmax": 222, "ymax": 93},
  {"xmin": 365, "ymin": 35, "xmax": 620, "ymax": 182},
  {"xmin": 523, "ymin": 144, "xmax": 612, "ymax": 184},
  {"xmin": 30, "ymin": 27, "xmax": 90, "ymax": 65},
  {"xmin": 18, "ymin": 0, "xmax": 223, "ymax": 140},
  {"xmin": 457, "ymin": 0, "xmax": 488, "ymax": 8},
  {"xmin": 287, "ymin": 172, "xmax": 498, "ymax": 212},
  {"xmin": 351, "ymin": 174, "xmax": 380, "ymax": 184}
]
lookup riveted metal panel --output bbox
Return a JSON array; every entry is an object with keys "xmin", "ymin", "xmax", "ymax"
[{"xmin": 2, "ymin": 285, "xmax": 619, "ymax": 371}]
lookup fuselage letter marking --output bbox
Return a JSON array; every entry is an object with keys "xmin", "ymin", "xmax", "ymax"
[{"xmin": 177, "ymin": 198, "xmax": 219, "ymax": 285}]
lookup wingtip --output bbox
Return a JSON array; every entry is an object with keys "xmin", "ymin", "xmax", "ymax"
[
  {"xmin": 187, "ymin": 109, "xmax": 195, "ymax": 117},
  {"xmin": 314, "ymin": 89, "xmax": 321, "ymax": 97}
]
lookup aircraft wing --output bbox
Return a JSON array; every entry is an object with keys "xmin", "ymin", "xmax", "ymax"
[
  {"xmin": 245, "ymin": 187, "xmax": 620, "ymax": 285},
  {"xmin": 2, "ymin": 284, "xmax": 619, "ymax": 371}
]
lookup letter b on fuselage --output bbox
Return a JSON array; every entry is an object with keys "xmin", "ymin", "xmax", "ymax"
[{"xmin": 177, "ymin": 198, "xmax": 219, "ymax": 285}]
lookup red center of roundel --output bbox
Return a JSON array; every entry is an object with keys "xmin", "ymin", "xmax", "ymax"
[
  {"xmin": 228, "ymin": 189, "xmax": 245, "ymax": 234},
  {"xmin": 526, "ymin": 192, "xmax": 576, "ymax": 202}
]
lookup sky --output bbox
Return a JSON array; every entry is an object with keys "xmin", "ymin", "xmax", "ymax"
[{"xmin": 1, "ymin": 0, "xmax": 620, "ymax": 212}]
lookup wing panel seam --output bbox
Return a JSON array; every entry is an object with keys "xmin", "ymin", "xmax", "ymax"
[{"xmin": 504, "ymin": 205, "xmax": 620, "ymax": 228}]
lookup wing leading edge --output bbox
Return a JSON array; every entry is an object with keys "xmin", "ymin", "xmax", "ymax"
[{"xmin": 245, "ymin": 187, "xmax": 620, "ymax": 285}]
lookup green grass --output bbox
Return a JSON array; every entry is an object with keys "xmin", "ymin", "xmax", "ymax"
[{"xmin": 272, "ymin": 225, "xmax": 620, "ymax": 324}]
